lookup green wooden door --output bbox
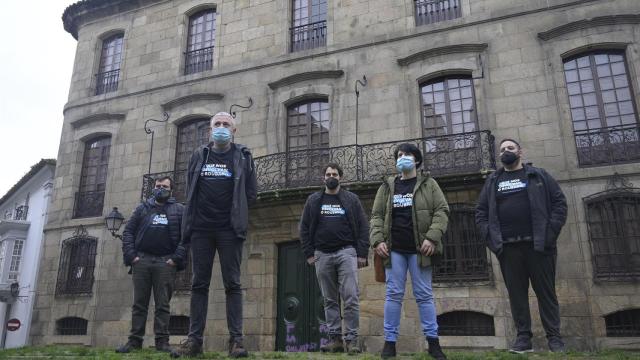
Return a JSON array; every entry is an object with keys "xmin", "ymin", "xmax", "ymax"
[{"xmin": 276, "ymin": 241, "xmax": 329, "ymax": 351}]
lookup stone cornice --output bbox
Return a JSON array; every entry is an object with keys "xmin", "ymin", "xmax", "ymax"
[
  {"xmin": 161, "ymin": 93, "xmax": 224, "ymax": 111},
  {"xmin": 267, "ymin": 70, "xmax": 344, "ymax": 90},
  {"xmin": 397, "ymin": 44, "xmax": 488, "ymax": 66},
  {"xmin": 538, "ymin": 14, "xmax": 640, "ymax": 41},
  {"xmin": 70, "ymin": 113, "xmax": 126, "ymax": 128},
  {"xmin": 62, "ymin": 0, "xmax": 165, "ymax": 39}
]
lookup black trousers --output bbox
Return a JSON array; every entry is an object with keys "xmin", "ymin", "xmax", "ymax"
[
  {"xmin": 188, "ymin": 230, "xmax": 244, "ymax": 345},
  {"xmin": 498, "ymin": 242, "xmax": 561, "ymax": 339}
]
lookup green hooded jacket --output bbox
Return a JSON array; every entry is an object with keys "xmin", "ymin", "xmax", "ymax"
[{"xmin": 370, "ymin": 172, "xmax": 449, "ymax": 267}]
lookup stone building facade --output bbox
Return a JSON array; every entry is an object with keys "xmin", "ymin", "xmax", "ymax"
[{"xmin": 31, "ymin": 0, "xmax": 640, "ymax": 352}]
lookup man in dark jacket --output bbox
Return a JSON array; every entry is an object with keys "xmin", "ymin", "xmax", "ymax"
[
  {"xmin": 117, "ymin": 176, "xmax": 186, "ymax": 354},
  {"xmin": 173, "ymin": 112, "xmax": 257, "ymax": 358},
  {"xmin": 299, "ymin": 163, "xmax": 369, "ymax": 354},
  {"xmin": 476, "ymin": 139, "xmax": 567, "ymax": 354}
]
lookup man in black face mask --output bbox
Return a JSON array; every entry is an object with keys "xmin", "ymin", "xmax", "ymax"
[
  {"xmin": 299, "ymin": 163, "xmax": 370, "ymax": 354},
  {"xmin": 476, "ymin": 139, "xmax": 567, "ymax": 354},
  {"xmin": 117, "ymin": 176, "xmax": 186, "ymax": 354}
]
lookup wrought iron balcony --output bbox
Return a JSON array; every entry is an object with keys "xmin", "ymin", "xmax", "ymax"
[
  {"xmin": 141, "ymin": 131, "xmax": 495, "ymax": 201},
  {"xmin": 72, "ymin": 191, "xmax": 105, "ymax": 218},
  {"xmin": 13, "ymin": 205, "xmax": 28, "ymax": 221},
  {"xmin": 184, "ymin": 46, "xmax": 214, "ymax": 75},
  {"xmin": 414, "ymin": 0, "xmax": 462, "ymax": 26},
  {"xmin": 95, "ymin": 69, "xmax": 119, "ymax": 95},
  {"xmin": 290, "ymin": 20, "xmax": 327, "ymax": 52},
  {"xmin": 574, "ymin": 124, "xmax": 640, "ymax": 167}
]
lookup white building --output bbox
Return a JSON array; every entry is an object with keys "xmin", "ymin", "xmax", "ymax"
[{"xmin": 0, "ymin": 159, "xmax": 55, "ymax": 348}]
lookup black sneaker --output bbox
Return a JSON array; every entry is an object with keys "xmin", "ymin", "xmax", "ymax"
[
  {"xmin": 156, "ymin": 340, "xmax": 174, "ymax": 353},
  {"xmin": 320, "ymin": 336, "xmax": 344, "ymax": 353},
  {"xmin": 426, "ymin": 337, "xmax": 447, "ymax": 360},
  {"xmin": 548, "ymin": 336, "xmax": 565, "ymax": 353},
  {"xmin": 509, "ymin": 336, "xmax": 533, "ymax": 354},
  {"xmin": 170, "ymin": 338, "xmax": 203, "ymax": 358},
  {"xmin": 228, "ymin": 338, "xmax": 249, "ymax": 358},
  {"xmin": 115, "ymin": 339, "xmax": 142, "ymax": 353},
  {"xmin": 345, "ymin": 339, "xmax": 361, "ymax": 354},
  {"xmin": 381, "ymin": 341, "xmax": 396, "ymax": 359}
]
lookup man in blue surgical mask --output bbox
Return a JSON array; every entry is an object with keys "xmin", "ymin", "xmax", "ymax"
[{"xmin": 173, "ymin": 112, "xmax": 257, "ymax": 358}]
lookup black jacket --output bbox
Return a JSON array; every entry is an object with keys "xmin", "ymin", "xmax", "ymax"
[
  {"xmin": 181, "ymin": 143, "xmax": 257, "ymax": 243},
  {"xmin": 475, "ymin": 164, "xmax": 567, "ymax": 255},
  {"xmin": 122, "ymin": 197, "xmax": 187, "ymax": 270},
  {"xmin": 299, "ymin": 189, "xmax": 370, "ymax": 259}
]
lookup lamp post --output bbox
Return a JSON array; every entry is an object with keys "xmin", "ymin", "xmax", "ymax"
[
  {"xmin": 105, "ymin": 207, "xmax": 125, "ymax": 239},
  {"xmin": 144, "ymin": 112, "xmax": 170, "ymax": 174}
]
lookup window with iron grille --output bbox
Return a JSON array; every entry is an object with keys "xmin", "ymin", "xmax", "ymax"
[
  {"xmin": 287, "ymin": 100, "xmax": 330, "ymax": 187},
  {"xmin": 56, "ymin": 317, "xmax": 88, "ymax": 335},
  {"xmin": 73, "ymin": 136, "xmax": 111, "ymax": 218},
  {"xmin": 185, "ymin": 9, "xmax": 216, "ymax": 75},
  {"xmin": 169, "ymin": 315, "xmax": 190, "ymax": 335},
  {"xmin": 437, "ymin": 311, "xmax": 495, "ymax": 336},
  {"xmin": 95, "ymin": 33, "xmax": 123, "ymax": 95},
  {"xmin": 291, "ymin": 0, "xmax": 327, "ymax": 52},
  {"xmin": 414, "ymin": 0, "xmax": 462, "ymax": 26},
  {"xmin": 584, "ymin": 189, "xmax": 640, "ymax": 281},
  {"xmin": 605, "ymin": 309, "xmax": 640, "ymax": 337},
  {"xmin": 433, "ymin": 204, "xmax": 490, "ymax": 282},
  {"xmin": 173, "ymin": 118, "xmax": 211, "ymax": 202},
  {"xmin": 7, "ymin": 239, "xmax": 24, "ymax": 282},
  {"xmin": 55, "ymin": 229, "xmax": 98, "ymax": 296},
  {"xmin": 563, "ymin": 51, "xmax": 640, "ymax": 167},
  {"xmin": 174, "ymin": 251, "xmax": 193, "ymax": 292}
]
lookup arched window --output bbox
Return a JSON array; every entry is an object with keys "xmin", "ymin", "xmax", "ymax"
[
  {"xmin": 584, "ymin": 187, "xmax": 640, "ymax": 280},
  {"xmin": 96, "ymin": 33, "xmax": 123, "ymax": 95},
  {"xmin": 174, "ymin": 118, "xmax": 210, "ymax": 202},
  {"xmin": 55, "ymin": 226, "xmax": 98, "ymax": 296},
  {"xmin": 169, "ymin": 315, "xmax": 190, "ymax": 335},
  {"xmin": 56, "ymin": 317, "xmax": 88, "ymax": 335},
  {"xmin": 286, "ymin": 99, "xmax": 330, "ymax": 187},
  {"xmin": 185, "ymin": 9, "xmax": 216, "ymax": 75},
  {"xmin": 563, "ymin": 51, "xmax": 640, "ymax": 166},
  {"xmin": 420, "ymin": 76, "xmax": 481, "ymax": 174},
  {"xmin": 291, "ymin": 0, "xmax": 327, "ymax": 52},
  {"xmin": 73, "ymin": 136, "xmax": 111, "ymax": 218},
  {"xmin": 605, "ymin": 309, "xmax": 640, "ymax": 337},
  {"xmin": 437, "ymin": 311, "xmax": 495, "ymax": 336},
  {"xmin": 434, "ymin": 203, "xmax": 490, "ymax": 282}
]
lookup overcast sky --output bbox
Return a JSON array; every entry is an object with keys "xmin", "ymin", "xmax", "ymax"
[{"xmin": 0, "ymin": 1, "xmax": 77, "ymax": 197}]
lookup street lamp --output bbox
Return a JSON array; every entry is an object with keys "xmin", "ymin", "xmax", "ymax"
[{"xmin": 105, "ymin": 207, "xmax": 125, "ymax": 239}]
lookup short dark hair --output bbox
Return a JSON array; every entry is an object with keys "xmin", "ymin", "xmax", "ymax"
[
  {"xmin": 323, "ymin": 162, "xmax": 343, "ymax": 177},
  {"xmin": 154, "ymin": 176, "xmax": 174, "ymax": 190},
  {"xmin": 499, "ymin": 138, "xmax": 521, "ymax": 150},
  {"xmin": 394, "ymin": 143, "xmax": 423, "ymax": 168}
]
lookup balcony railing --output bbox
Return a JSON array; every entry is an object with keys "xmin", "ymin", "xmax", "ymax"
[
  {"xmin": 184, "ymin": 46, "xmax": 214, "ymax": 75},
  {"xmin": 73, "ymin": 191, "xmax": 105, "ymax": 218},
  {"xmin": 13, "ymin": 205, "xmax": 28, "ymax": 221},
  {"xmin": 415, "ymin": 0, "xmax": 462, "ymax": 26},
  {"xmin": 574, "ymin": 124, "xmax": 640, "ymax": 167},
  {"xmin": 290, "ymin": 20, "xmax": 327, "ymax": 52},
  {"xmin": 141, "ymin": 131, "xmax": 495, "ymax": 200},
  {"xmin": 95, "ymin": 69, "xmax": 119, "ymax": 95}
]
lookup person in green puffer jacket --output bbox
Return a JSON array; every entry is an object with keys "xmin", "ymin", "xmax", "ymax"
[{"xmin": 370, "ymin": 143, "xmax": 449, "ymax": 360}]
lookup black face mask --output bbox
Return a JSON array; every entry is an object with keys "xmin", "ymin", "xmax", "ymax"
[
  {"xmin": 500, "ymin": 151, "xmax": 519, "ymax": 166},
  {"xmin": 152, "ymin": 188, "xmax": 171, "ymax": 203},
  {"xmin": 325, "ymin": 177, "xmax": 339, "ymax": 190}
]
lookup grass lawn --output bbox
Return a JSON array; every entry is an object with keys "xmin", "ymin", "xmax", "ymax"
[{"xmin": 0, "ymin": 347, "xmax": 638, "ymax": 360}]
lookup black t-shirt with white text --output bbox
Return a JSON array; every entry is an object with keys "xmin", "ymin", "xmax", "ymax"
[
  {"xmin": 496, "ymin": 168, "xmax": 533, "ymax": 241},
  {"xmin": 193, "ymin": 146, "xmax": 235, "ymax": 230},
  {"xmin": 314, "ymin": 193, "xmax": 354, "ymax": 253},
  {"xmin": 391, "ymin": 177, "xmax": 417, "ymax": 254},
  {"xmin": 138, "ymin": 205, "xmax": 174, "ymax": 256}
]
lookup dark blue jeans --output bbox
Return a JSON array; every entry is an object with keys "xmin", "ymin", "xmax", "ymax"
[{"xmin": 188, "ymin": 230, "xmax": 244, "ymax": 345}]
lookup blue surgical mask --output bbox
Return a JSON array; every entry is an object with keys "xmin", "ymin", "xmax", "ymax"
[
  {"xmin": 396, "ymin": 156, "xmax": 415, "ymax": 173},
  {"xmin": 211, "ymin": 127, "xmax": 232, "ymax": 144}
]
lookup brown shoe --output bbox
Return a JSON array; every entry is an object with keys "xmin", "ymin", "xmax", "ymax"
[
  {"xmin": 228, "ymin": 338, "xmax": 248, "ymax": 358},
  {"xmin": 170, "ymin": 338, "xmax": 202, "ymax": 358},
  {"xmin": 320, "ymin": 336, "xmax": 344, "ymax": 353}
]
